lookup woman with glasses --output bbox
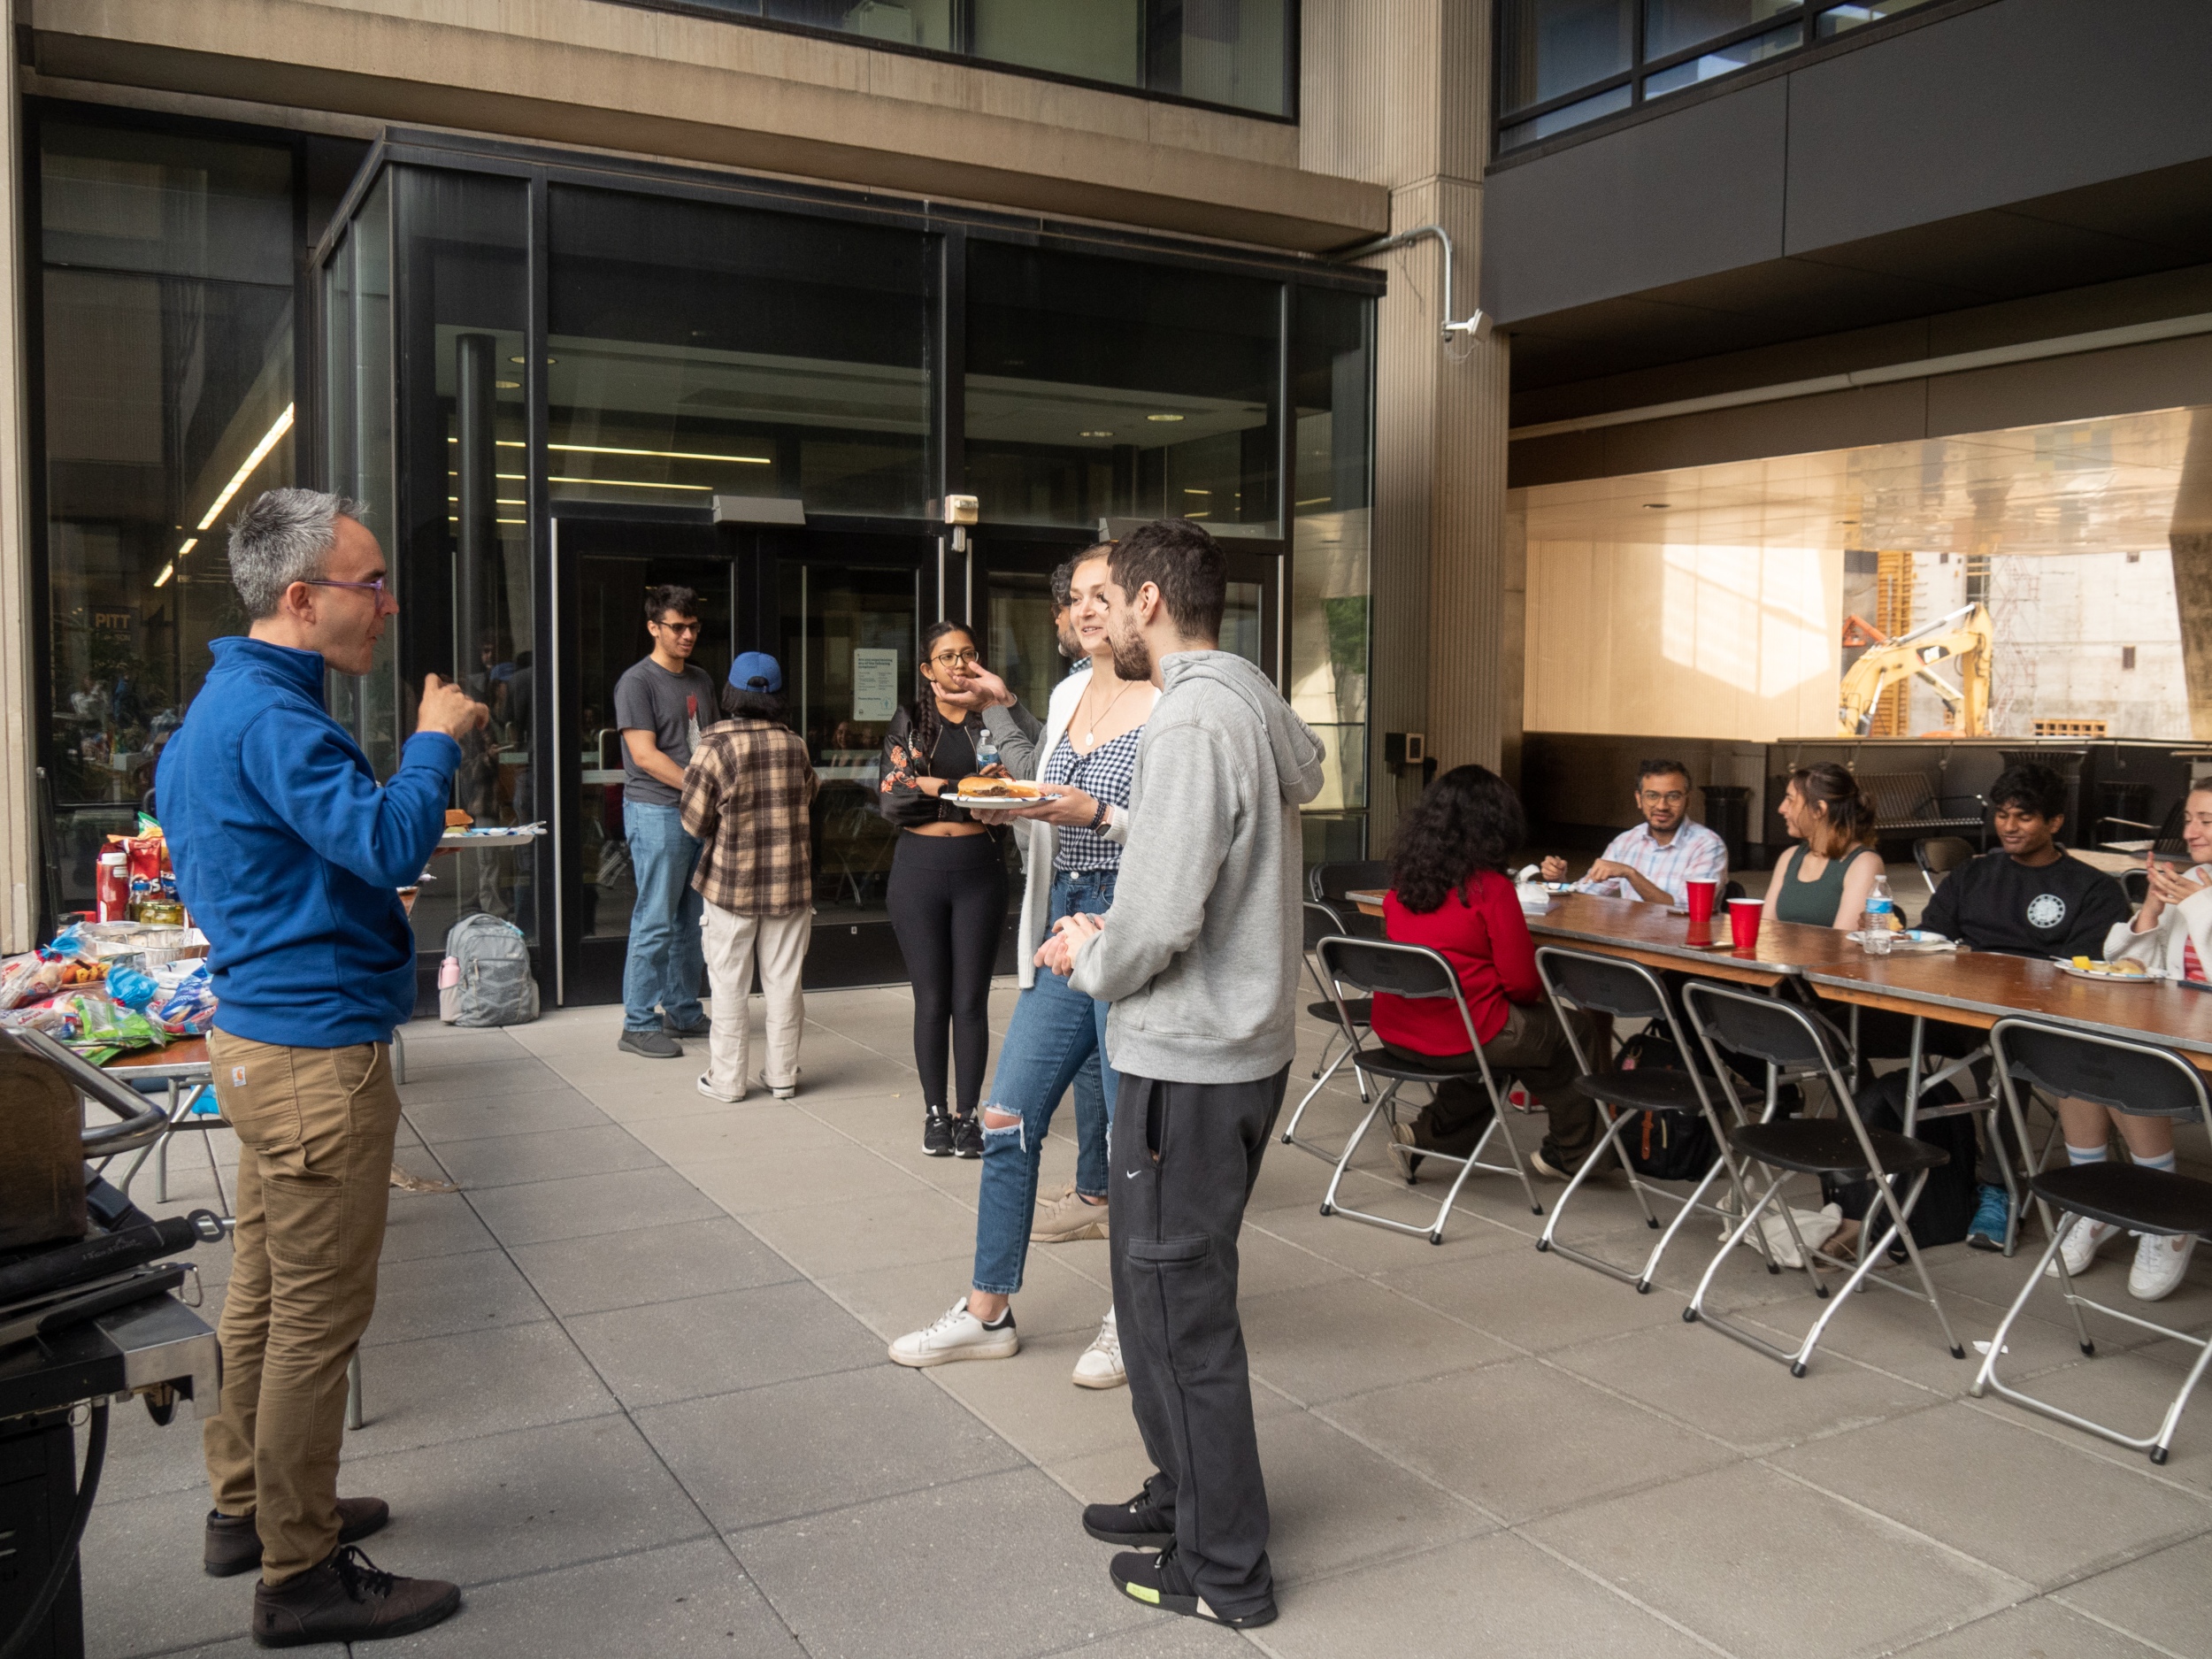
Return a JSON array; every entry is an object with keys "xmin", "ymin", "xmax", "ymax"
[
  {"xmin": 879, "ymin": 621, "xmax": 1035, "ymax": 1156},
  {"xmin": 887, "ymin": 549, "xmax": 1156, "ymax": 1385}
]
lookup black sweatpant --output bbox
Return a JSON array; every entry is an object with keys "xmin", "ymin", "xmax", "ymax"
[
  {"xmin": 887, "ymin": 831, "xmax": 1008, "ymax": 1114},
  {"xmin": 1107, "ymin": 1065, "xmax": 1289, "ymax": 1618}
]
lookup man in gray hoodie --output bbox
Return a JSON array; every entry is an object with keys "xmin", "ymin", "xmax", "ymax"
[{"xmin": 1040, "ymin": 518, "xmax": 1325, "ymax": 1629}]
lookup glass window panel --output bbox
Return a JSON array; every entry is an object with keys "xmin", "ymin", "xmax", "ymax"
[
  {"xmin": 548, "ymin": 187, "xmax": 933, "ymax": 518},
  {"xmin": 1497, "ymin": 0, "xmax": 1633, "ymax": 117},
  {"xmin": 1644, "ymin": 19, "xmax": 1801, "ymax": 95},
  {"xmin": 1148, "ymin": 0, "xmax": 1290, "ymax": 118},
  {"xmin": 1816, "ymin": 0, "xmax": 1933, "ymax": 35},
  {"xmin": 1289, "ymin": 288, "xmax": 1371, "ymax": 833},
  {"xmin": 973, "ymin": 0, "xmax": 1142, "ymax": 88},
  {"xmin": 1645, "ymin": 0, "xmax": 1797, "ymax": 61},
  {"xmin": 38, "ymin": 119, "xmax": 297, "ymax": 912},
  {"xmin": 965, "ymin": 241, "xmax": 1279, "ymax": 537},
  {"xmin": 1499, "ymin": 83, "xmax": 1632, "ymax": 150},
  {"xmin": 762, "ymin": 0, "xmax": 955, "ymax": 48}
]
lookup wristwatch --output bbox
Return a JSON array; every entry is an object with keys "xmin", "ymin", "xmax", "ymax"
[{"xmin": 1088, "ymin": 798, "xmax": 1111, "ymax": 833}]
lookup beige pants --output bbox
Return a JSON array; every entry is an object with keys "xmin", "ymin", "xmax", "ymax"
[
  {"xmin": 202, "ymin": 1033, "xmax": 401, "ymax": 1586},
  {"xmin": 700, "ymin": 904, "xmax": 809, "ymax": 1096}
]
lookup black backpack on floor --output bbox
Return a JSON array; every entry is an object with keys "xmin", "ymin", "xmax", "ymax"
[
  {"xmin": 1611, "ymin": 1032, "xmax": 1721, "ymax": 1183},
  {"xmin": 1823, "ymin": 1069, "xmax": 1980, "ymax": 1249}
]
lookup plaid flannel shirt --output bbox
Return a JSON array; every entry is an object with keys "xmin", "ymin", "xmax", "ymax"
[{"xmin": 680, "ymin": 718, "xmax": 818, "ymax": 917}]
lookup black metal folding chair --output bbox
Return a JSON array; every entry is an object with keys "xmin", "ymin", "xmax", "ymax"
[
  {"xmin": 1309, "ymin": 860, "xmax": 1387, "ymax": 941},
  {"xmin": 1312, "ymin": 936, "xmax": 1542, "ymax": 1244},
  {"xmin": 1281, "ymin": 901, "xmax": 1371, "ymax": 1161},
  {"xmin": 1683, "ymin": 982, "xmax": 1966, "ymax": 1376},
  {"xmin": 1534, "ymin": 947, "xmax": 1754, "ymax": 1293},
  {"xmin": 1974, "ymin": 1018, "xmax": 2212, "ymax": 1463}
]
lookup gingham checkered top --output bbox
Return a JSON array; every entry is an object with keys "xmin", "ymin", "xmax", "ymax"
[{"xmin": 1042, "ymin": 724, "xmax": 1142, "ymax": 872}]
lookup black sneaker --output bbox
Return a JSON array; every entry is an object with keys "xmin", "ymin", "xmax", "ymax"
[
  {"xmin": 206, "ymin": 1497, "xmax": 388, "ymax": 1578},
  {"xmin": 251, "ymin": 1545, "xmax": 460, "ymax": 1647},
  {"xmin": 618, "ymin": 1028, "xmax": 682, "ymax": 1059},
  {"xmin": 1110, "ymin": 1544, "xmax": 1275, "ymax": 1628},
  {"xmin": 951, "ymin": 1112, "xmax": 984, "ymax": 1159},
  {"xmin": 663, "ymin": 1017, "xmax": 711, "ymax": 1040},
  {"xmin": 1083, "ymin": 1475, "xmax": 1175, "ymax": 1548},
  {"xmin": 922, "ymin": 1106, "xmax": 955, "ymax": 1156}
]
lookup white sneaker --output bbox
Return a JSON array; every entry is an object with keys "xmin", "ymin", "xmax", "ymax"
[
  {"xmin": 887, "ymin": 1298, "xmax": 1018, "ymax": 1368},
  {"xmin": 1071, "ymin": 1306, "xmax": 1125, "ymax": 1390},
  {"xmin": 759, "ymin": 1071, "xmax": 799, "ymax": 1101},
  {"xmin": 2128, "ymin": 1232, "xmax": 2198, "ymax": 1302},
  {"xmin": 2047, "ymin": 1217, "xmax": 2120, "ymax": 1279},
  {"xmin": 695, "ymin": 1073, "xmax": 745, "ymax": 1103}
]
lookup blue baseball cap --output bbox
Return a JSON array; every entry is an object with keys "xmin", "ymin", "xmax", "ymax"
[{"xmin": 729, "ymin": 651, "xmax": 783, "ymax": 694}]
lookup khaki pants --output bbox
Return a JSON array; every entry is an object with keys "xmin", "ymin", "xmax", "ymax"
[
  {"xmin": 202, "ymin": 1033, "xmax": 401, "ymax": 1586},
  {"xmin": 700, "ymin": 903, "xmax": 809, "ymax": 1097}
]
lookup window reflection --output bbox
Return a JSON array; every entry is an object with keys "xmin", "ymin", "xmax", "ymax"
[
  {"xmin": 39, "ymin": 119, "xmax": 298, "ymax": 910},
  {"xmin": 1644, "ymin": 0, "xmax": 1796, "ymax": 61},
  {"xmin": 965, "ymin": 241, "xmax": 1279, "ymax": 536},
  {"xmin": 548, "ymin": 188, "xmax": 933, "ymax": 518},
  {"xmin": 1498, "ymin": 0, "xmax": 1633, "ymax": 118}
]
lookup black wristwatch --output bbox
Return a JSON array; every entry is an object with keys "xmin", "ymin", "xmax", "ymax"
[{"xmin": 1088, "ymin": 799, "xmax": 1111, "ymax": 833}]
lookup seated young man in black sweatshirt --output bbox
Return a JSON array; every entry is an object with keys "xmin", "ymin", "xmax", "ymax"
[{"xmin": 1916, "ymin": 763, "xmax": 2135, "ymax": 1252}]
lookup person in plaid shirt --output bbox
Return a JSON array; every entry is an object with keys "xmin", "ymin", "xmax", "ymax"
[
  {"xmin": 1540, "ymin": 758, "xmax": 1727, "ymax": 905},
  {"xmin": 680, "ymin": 651, "xmax": 818, "ymax": 1103}
]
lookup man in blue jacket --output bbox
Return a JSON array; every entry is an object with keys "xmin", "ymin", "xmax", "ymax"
[{"xmin": 158, "ymin": 488, "xmax": 486, "ymax": 1647}]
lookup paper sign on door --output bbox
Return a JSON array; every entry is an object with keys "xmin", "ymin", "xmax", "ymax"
[{"xmin": 852, "ymin": 649, "xmax": 900, "ymax": 722}]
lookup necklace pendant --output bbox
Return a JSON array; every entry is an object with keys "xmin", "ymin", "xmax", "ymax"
[{"xmin": 1084, "ymin": 729, "xmax": 1094, "ymax": 745}]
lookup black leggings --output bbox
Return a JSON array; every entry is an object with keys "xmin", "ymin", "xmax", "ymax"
[{"xmin": 887, "ymin": 831, "xmax": 1009, "ymax": 1114}]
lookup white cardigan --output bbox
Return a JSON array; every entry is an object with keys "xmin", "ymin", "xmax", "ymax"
[
  {"xmin": 1004, "ymin": 664, "xmax": 1132, "ymax": 989},
  {"xmin": 2105, "ymin": 879, "xmax": 2212, "ymax": 979}
]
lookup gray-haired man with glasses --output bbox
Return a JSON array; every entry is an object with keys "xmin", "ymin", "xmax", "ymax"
[{"xmin": 159, "ymin": 488, "xmax": 486, "ymax": 1645}]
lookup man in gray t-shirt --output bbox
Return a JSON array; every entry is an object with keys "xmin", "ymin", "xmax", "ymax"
[{"xmin": 613, "ymin": 586, "xmax": 720, "ymax": 1057}]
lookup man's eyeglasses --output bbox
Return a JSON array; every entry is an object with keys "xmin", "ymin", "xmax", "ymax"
[
  {"xmin": 652, "ymin": 619, "xmax": 703, "ymax": 637},
  {"xmin": 305, "ymin": 577, "xmax": 389, "ymax": 601},
  {"xmin": 932, "ymin": 648, "xmax": 979, "ymax": 668},
  {"xmin": 1639, "ymin": 790, "xmax": 1689, "ymax": 807}
]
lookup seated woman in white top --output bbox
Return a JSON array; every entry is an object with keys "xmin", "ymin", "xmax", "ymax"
[{"xmin": 2077, "ymin": 783, "xmax": 2212, "ymax": 1302}]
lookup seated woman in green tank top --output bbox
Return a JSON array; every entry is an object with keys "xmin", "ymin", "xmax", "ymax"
[{"xmin": 1763, "ymin": 763, "xmax": 1883, "ymax": 929}]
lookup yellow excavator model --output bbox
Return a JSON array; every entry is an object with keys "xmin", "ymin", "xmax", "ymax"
[{"xmin": 1836, "ymin": 602, "xmax": 1993, "ymax": 738}]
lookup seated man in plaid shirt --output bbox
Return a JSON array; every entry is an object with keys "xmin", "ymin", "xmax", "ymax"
[
  {"xmin": 1540, "ymin": 757, "xmax": 1727, "ymax": 906},
  {"xmin": 680, "ymin": 651, "xmax": 818, "ymax": 1103}
]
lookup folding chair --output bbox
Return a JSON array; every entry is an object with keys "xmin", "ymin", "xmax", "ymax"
[
  {"xmin": 1312, "ymin": 936, "xmax": 1542, "ymax": 1244},
  {"xmin": 1280, "ymin": 901, "xmax": 1371, "ymax": 1161},
  {"xmin": 1894, "ymin": 1018, "xmax": 2031, "ymax": 1255},
  {"xmin": 1533, "ymin": 947, "xmax": 1754, "ymax": 1293},
  {"xmin": 1973, "ymin": 1018, "xmax": 2212, "ymax": 1463},
  {"xmin": 1682, "ymin": 982, "xmax": 1966, "ymax": 1376}
]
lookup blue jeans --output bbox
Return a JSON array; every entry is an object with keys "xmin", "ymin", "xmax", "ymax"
[
  {"xmin": 621, "ymin": 800, "xmax": 705, "ymax": 1033},
  {"xmin": 972, "ymin": 869, "xmax": 1118, "ymax": 1296}
]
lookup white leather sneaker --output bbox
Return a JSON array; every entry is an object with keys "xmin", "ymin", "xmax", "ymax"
[
  {"xmin": 887, "ymin": 1298, "xmax": 1018, "ymax": 1368},
  {"xmin": 2128, "ymin": 1232, "xmax": 2198, "ymax": 1302},
  {"xmin": 695, "ymin": 1073, "xmax": 745, "ymax": 1103},
  {"xmin": 1072, "ymin": 1306, "xmax": 1125, "ymax": 1390},
  {"xmin": 2047, "ymin": 1217, "xmax": 2119, "ymax": 1279}
]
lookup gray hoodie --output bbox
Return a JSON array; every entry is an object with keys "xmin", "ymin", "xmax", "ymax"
[{"xmin": 1070, "ymin": 649, "xmax": 1326, "ymax": 1083}]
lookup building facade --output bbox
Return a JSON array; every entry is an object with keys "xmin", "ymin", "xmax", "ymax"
[{"xmin": 0, "ymin": 0, "xmax": 1511, "ymax": 995}]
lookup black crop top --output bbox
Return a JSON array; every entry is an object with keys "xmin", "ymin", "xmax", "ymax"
[{"xmin": 876, "ymin": 704, "xmax": 991, "ymax": 828}]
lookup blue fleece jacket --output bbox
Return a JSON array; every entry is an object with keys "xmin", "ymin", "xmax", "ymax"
[{"xmin": 157, "ymin": 637, "xmax": 461, "ymax": 1048}]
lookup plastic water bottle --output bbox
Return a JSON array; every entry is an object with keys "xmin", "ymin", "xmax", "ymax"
[
  {"xmin": 1863, "ymin": 874, "xmax": 1896, "ymax": 956},
  {"xmin": 973, "ymin": 724, "xmax": 1000, "ymax": 772}
]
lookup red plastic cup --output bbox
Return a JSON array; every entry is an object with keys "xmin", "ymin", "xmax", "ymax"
[
  {"xmin": 1728, "ymin": 896, "xmax": 1763, "ymax": 951},
  {"xmin": 1685, "ymin": 878, "xmax": 1717, "ymax": 923}
]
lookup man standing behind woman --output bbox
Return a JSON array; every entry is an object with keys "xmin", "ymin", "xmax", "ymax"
[
  {"xmin": 682, "ymin": 651, "xmax": 816, "ymax": 1104},
  {"xmin": 615, "ymin": 585, "xmax": 719, "ymax": 1059},
  {"xmin": 887, "ymin": 547, "xmax": 1154, "ymax": 1389}
]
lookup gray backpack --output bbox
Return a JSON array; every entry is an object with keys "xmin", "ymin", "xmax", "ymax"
[{"xmin": 440, "ymin": 913, "xmax": 540, "ymax": 1027}]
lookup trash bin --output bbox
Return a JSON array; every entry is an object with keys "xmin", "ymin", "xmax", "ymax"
[
  {"xmin": 1702, "ymin": 784, "xmax": 1751, "ymax": 869},
  {"xmin": 2094, "ymin": 780, "xmax": 2154, "ymax": 843}
]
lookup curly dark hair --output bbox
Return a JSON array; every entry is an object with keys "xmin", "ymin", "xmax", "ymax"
[{"xmin": 1388, "ymin": 764, "xmax": 1528, "ymax": 914}]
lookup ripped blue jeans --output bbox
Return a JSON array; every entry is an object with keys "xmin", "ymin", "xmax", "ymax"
[{"xmin": 972, "ymin": 868, "xmax": 1118, "ymax": 1297}]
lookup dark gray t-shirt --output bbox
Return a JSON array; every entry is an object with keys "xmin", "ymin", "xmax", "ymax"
[{"xmin": 613, "ymin": 657, "xmax": 718, "ymax": 807}]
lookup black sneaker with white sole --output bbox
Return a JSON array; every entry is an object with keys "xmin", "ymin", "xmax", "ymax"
[
  {"xmin": 923, "ymin": 1106, "xmax": 955, "ymax": 1156},
  {"xmin": 1082, "ymin": 1475, "xmax": 1176, "ymax": 1548},
  {"xmin": 951, "ymin": 1112, "xmax": 984, "ymax": 1159},
  {"xmin": 1110, "ymin": 1545, "xmax": 1275, "ymax": 1628}
]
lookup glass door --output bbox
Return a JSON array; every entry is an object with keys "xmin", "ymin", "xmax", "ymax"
[{"xmin": 549, "ymin": 510, "xmax": 734, "ymax": 1005}]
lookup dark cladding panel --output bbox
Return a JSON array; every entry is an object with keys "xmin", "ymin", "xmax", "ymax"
[
  {"xmin": 1482, "ymin": 76, "xmax": 1786, "ymax": 323},
  {"xmin": 1785, "ymin": 0, "xmax": 2212, "ymax": 255}
]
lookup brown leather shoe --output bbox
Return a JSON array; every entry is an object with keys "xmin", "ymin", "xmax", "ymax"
[
  {"xmin": 205, "ymin": 1496, "xmax": 390, "ymax": 1577},
  {"xmin": 252, "ymin": 1546, "xmax": 459, "ymax": 1647}
]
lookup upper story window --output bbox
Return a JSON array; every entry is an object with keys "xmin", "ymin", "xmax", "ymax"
[
  {"xmin": 1496, "ymin": 0, "xmax": 1934, "ymax": 154},
  {"xmin": 647, "ymin": 0, "xmax": 1294, "ymax": 119}
]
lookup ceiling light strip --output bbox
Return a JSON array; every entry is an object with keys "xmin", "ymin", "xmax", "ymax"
[{"xmin": 195, "ymin": 404, "xmax": 296, "ymax": 530}]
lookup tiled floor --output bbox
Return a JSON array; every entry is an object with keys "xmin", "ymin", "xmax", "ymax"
[{"xmin": 81, "ymin": 981, "xmax": 2212, "ymax": 1659}]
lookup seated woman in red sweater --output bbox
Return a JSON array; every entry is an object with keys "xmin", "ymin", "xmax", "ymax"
[{"xmin": 1371, "ymin": 764, "xmax": 1592, "ymax": 1175}]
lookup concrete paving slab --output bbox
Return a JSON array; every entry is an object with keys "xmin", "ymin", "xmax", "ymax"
[
  {"xmin": 465, "ymin": 1166, "xmax": 725, "ymax": 1247},
  {"xmin": 637, "ymin": 1363, "xmax": 1024, "ymax": 1532},
  {"xmin": 1894, "ymin": 1597, "xmax": 2168, "ymax": 1658},
  {"xmin": 1379, "ymin": 1239, "xmax": 1687, "ymax": 1353},
  {"xmin": 675, "ymin": 1140, "xmax": 930, "ymax": 1217},
  {"xmin": 403, "ymin": 1087, "xmax": 612, "ymax": 1144},
  {"xmin": 2052, "ymin": 1529, "xmax": 2212, "ymax": 1655},
  {"xmin": 566, "ymin": 1279, "xmax": 886, "ymax": 1409},
  {"xmin": 1251, "ymin": 1409, "xmax": 1498, "ymax": 1585},
  {"xmin": 739, "ymin": 1187, "xmax": 978, "ymax": 1279},
  {"xmin": 380, "ymin": 1190, "xmax": 503, "ymax": 1261},
  {"xmin": 349, "ymin": 1320, "xmax": 619, "ymax": 1455},
  {"xmin": 1240, "ymin": 1276, "xmax": 1517, "ymax": 1405},
  {"xmin": 1973, "ymin": 1346, "xmax": 2212, "ymax": 1494},
  {"xmin": 823, "ymin": 1248, "xmax": 1109, "ymax": 1347},
  {"xmin": 508, "ymin": 1215, "xmax": 800, "ymax": 1316},
  {"xmin": 426, "ymin": 1124, "xmax": 664, "ymax": 1190},
  {"xmin": 363, "ymin": 1247, "xmax": 550, "ymax": 1348}
]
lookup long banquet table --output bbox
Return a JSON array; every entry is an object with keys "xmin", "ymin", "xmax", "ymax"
[{"xmin": 1347, "ymin": 888, "xmax": 2212, "ymax": 1068}]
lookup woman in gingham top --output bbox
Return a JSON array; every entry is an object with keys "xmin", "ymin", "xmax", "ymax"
[{"xmin": 889, "ymin": 549, "xmax": 1157, "ymax": 1382}]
